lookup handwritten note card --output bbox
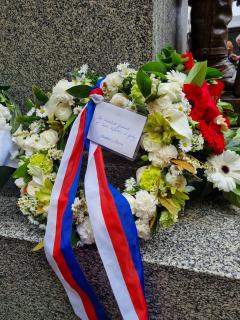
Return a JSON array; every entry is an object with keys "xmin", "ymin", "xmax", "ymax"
[{"xmin": 87, "ymin": 101, "xmax": 147, "ymax": 159}]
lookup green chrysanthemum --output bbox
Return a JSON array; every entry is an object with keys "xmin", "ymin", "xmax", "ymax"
[
  {"xmin": 130, "ymin": 83, "xmax": 145, "ymax": 105},
  {"xmin": 28, "ymin": 153, "xmax": 53, "ymax": 175},
  {"xmin": 35, "ymin": 178, "xmax": 53, "ymax": 206},
  {"xmin": 139, "ymin": 166, "xmax": 161, "ymax": 192},
  {"xmin": 144, "ymin": 112, "xmax": 177, "ymax": 144}
]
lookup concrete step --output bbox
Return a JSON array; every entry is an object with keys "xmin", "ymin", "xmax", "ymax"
[{"xmin": 1, "ymin": 193, "xmax": 240, "ymax": 320}]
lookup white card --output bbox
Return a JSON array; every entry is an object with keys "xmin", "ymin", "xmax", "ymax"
[{"xmin": 87, "ymin": 101, "xmax": 147, "ymax": 159}]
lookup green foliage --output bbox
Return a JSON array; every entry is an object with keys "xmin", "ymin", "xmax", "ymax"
[
  {"xmin": 184, "ymin": 61, "xmax": 207, "ymax": 86},
  {"xmin": 206, "ymin": 67, "xmax": 223, "ymax": 80},
  {"xmin": 12, "ymin": 161, "xmax": 30, "ymax": 179},
  {"xmin": 32, "ymin": 85, "xmax": 49, "ymax": 103},
  {"xmin": 136, "ymin": 69, "xmax": 152, "ymax": 98},
  {"xmin": 67, "ymin": 85, "xmax": 91, "ymax": 98},
  {"xmin": 25, "ymin": 98, "xmax": 35, "ymax": 110},
  {"xmin": 63, "ymin": 114, "xmax": 77, "ymax": 133},
  {"xmin": 223, "ymin": 185, "xmax": 240, "ymax": 207},
  {"xmin": 17, "ymin": 115, "xmax": 41, "ymax": 125}
]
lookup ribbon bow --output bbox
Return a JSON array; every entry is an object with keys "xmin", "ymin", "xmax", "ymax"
[
  {"xmin": 0, "ymin": 129, "xmax": 18, "ymax": 168},
  {"xmin": 44, "ymin": 81, "xmax": 148, "ymax": 319}
]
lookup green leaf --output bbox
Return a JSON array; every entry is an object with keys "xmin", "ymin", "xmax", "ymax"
[
  {"xmin": 67, "ymin": 85, "xmax": 91, "ymax": 98},
  {"xmin": 206, "ymin": 67, "xmax": 223, "ymax": 80},
  {"xmin": 0, "ymin": 84, "xmax": 10, "ymax": 91},
  {"xmin": 25, "ymin": 98, "xmax": 35, "ymax": 110},
  {"xmin": 142, "ymin": 61, "xmax": 167, "ymax": 74},
  {"xmin": 171, "ymin": 51, "xmax": 181, "ymax": 65},
  {"xmin": 184, "ymin": 61, "xmax": 207, "ymax": 86},
  {"xmin": 12, "ymin": 161, "xmax": 29, "ymax": 179},
  {"xmin": 32, "ymin": 85, "xmax": 49, "ymax": 103},
  {"xmin": 63, "ymin": 114, "xmax": 77, "ymax": 133},
  {"xmin": 17, "ymin": 115, "xmax": 40, "ymax": 124},
  {"xmin": 71, "ymin": 228, "xmax": 79, "ymax": 246},
  {"xmin": 223, "ymin": 185, "xmax": 240, "ymax": 207},
  {"xmin": 136, "ymin": 69, "xmax": 152, "ymax": 98},
  {"xmin": 136, "ymin": 104, "xmax": 148, "ymax": 115}
]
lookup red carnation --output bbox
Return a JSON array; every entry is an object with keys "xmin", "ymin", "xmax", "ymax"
[
  {"xmin": 183, "ymin": 82, "xmax": 226, "ymax": 154},
  {"xmin": 181, "ymin": 52, "xmax": 194, "ymax": 70},
  {"xmin": 208, "ymin": 80, "xmax": 224, "ymax": 104}
]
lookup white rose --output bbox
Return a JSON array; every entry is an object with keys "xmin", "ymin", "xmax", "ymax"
[
  {"xmin": 15, "ymin": 177, "xmax": 26, "ymax": 189},
  {"xmin": 148, "ymin": 144, "xmax": 178, "ymax": 167},
  {"xmin": 157, "ymin": 82, "xmax": 182, "ymax": 102},
  {"xmin": 135, "ymin": 190, "xmax": 157, "ymax": 220},
  {"xmin": 26, "ymin": 180, "xmax": 40, "ymax": 197},
  {"xmin": 110, "ymin": 93, "xmax": 132, "ymax": 109},
  {"xmin": 141, "ymin": 133, "xmax": 162, "ymax": 152},
  {"xmin": 103, "ymin": 72, "xmax": 123, "ymax": 96},
  {"xmin": 147, "ymin": 95, "xmax": 174, "ymax": 115},
  {"xmin": 44, "ymin": 79, "xmax": 75, "ymax": 119},
  {"xmin": 76, "ymin": 217, "xmax": 95, "ymax": 246},
  {"xmin": 165, "ymin": 173, "xmax": 187, "ymax": 190},
  {"xmin": 38, "ymin": 129, "xmax": 59, "ymax": 149},
  {"xmin": 55, "ymin": 105, "xmax": 72, "ymax": 121},
  {"xmin": 135, "ymin": 219, "xmax": 151, "ymax": 240},
  {"xmin": 122, "ymin": 193, "xmax": 137, "ymax": 214}
]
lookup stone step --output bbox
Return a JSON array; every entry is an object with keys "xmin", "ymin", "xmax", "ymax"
[{"xmin": 1, "ymin": 193, "xmax": 240, "ymax": 319}]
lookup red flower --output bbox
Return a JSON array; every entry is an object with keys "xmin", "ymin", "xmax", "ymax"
[
  {"xmin": 183, "ymin": 82, "xmax": 226, "ymax": 154},
  {"xmin": 181, "ymin": 52, "xmax": 194, "ymax": 70},
  {"xmin": 208, "ymin": 80, "xmax": 224, "ymax": 104},
  {"xmin": 90, "ymin": 87, "xmax": 103, "ymax": 96}
]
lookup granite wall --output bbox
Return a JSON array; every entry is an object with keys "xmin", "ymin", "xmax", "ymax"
[{"xmin": 0, "ymin": 0, "xmax": 178, "ymax": 106}]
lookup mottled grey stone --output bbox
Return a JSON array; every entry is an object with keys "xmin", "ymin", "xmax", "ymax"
[
  {"xmin": 1, "ymin": 194, "xmax": 240, "ymax": 319},
  {"xmin": 0, "ymin": 0, "xmax": 178, "ymax": 107}
]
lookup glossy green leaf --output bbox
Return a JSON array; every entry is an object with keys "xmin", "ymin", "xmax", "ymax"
[
  {"xmin": 184, "ymin": 61, "xmax": 207, "ymax": 86},
  {"xmin": 67, "ymin": 85, "xmax": 91, "ymax": 98},
  {"xmin": 32, "ymin": 85, "xmax": 49, "ymax": 103},
  {"xmin": 136, "ymin": 69, "xmax": 152, "ymax": 98}
]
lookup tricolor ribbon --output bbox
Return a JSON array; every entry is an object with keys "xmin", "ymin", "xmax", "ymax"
[{"xmin": 44, "ymin": 82, "xmax": 148, "ymax": 319}]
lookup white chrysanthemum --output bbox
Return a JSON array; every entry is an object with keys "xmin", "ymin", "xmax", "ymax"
[
  {"xmin": 117, "ymin": 62, "xmax": 130, "ymax": 72},
  {"xmin": 123, "ymin": 193, "xmax": 137, "ymax": 214},
  {"xmin": 76, "ymin": 217, "xmax": 95, "ymax": 246},
  {"xmin": 135, "ymin": 219, "xmax": 151, "ymax": 240},
  {"xmin": 78, "ymin": 64, "xmax": 89, "ymax": 75},
  {"xmin": 141, "ymin": 133, "xmax": 162, "ymax": 152},
  {"xmin": 36, "ymin": 107, "xmax": 48, "ymax": 118},
  {"xmin": 205, "ymin": 150, "xmax": 240, "ymax": 192},
  {"xmin": 135, "ymin": 190, "xmax": 157, "ymax": 220},
  {"xmin": 173, "ymin": 99, "xmax": 191, "ymax": 114},
  {"xmin": 166, "ymin": 70, "xmax": 187, "ymax": 87},
  {"xmin": 149, "ymin": 144, "xmax": 178, "ymax": 167},
  {"xmin": 110, "ymin": 93, "xmax": 133, "ymax": 109},
  {"xmin": 179, "ymin": 138, "xmax": 192, "ymax": 152},
  {"xmin": 124, "ymin": 177, "xmax": 137, "ymax": 192}
]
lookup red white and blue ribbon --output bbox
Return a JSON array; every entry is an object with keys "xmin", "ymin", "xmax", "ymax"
[{"xmin": 44, "ymin": 83, "xmax": 148, "ymax": 319}]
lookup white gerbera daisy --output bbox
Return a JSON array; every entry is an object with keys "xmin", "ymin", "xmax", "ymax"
[
  {"xmin": 205, "ymin": 150, "xmax": 240, "ymax": 192},
  {"xmin": 166, "ymin": 70, "xmax": 187, "ymax": 87}
]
